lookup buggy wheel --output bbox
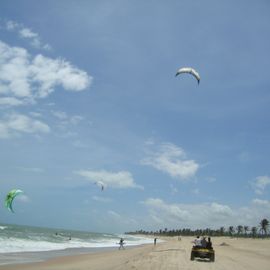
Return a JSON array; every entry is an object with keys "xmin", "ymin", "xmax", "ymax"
[
  {"xmin": 190, "ymin": 251, "xmax": 195, "ymax": 261},
  {"xmin": 210, "ymin": 253, "xmax": 215, "ymax": 262}
]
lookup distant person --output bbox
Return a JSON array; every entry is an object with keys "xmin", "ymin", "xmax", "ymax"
[
  {"xmin": 119, "ymin": 238, "xmax": 125, "ymax": 250},
  {"xmin": 201, "ymin": 237, "xmax": 207, "ymax": 248},
  {"xmin": 193, "ymin": 236, "xmax": 201, "ymax": 247},
  {"xmin": 178, "ymin": 236, "xmax": 181, "ymax": 241},
  {"xmin": 154, "ymin": 238, "xmax": 157, "ymax": 245},
  {"xmin": 206, "ymin": 237, "xmax": 212, "ymax": 249}
]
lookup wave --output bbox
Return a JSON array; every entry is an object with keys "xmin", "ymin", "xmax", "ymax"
[{"xmin": 0, "ymin": 233, "xmax": 153, "ymax": 253}]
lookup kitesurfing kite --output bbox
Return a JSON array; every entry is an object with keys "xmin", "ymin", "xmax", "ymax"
[
  {"xmin": 175, "ymin": 67, "xmax": 200, "ymax": 84},
  {"xmin": 95, "ymin": 181, "xmax": 105, "ymax": 191},
  {"xmin": 5, "ymin": 189, "xmax": 23, "ymax": 213}
]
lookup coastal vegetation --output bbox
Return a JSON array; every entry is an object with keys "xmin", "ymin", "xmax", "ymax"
[{"xmin": 126, "ymin": 218, "xmax": 269, "ymax": 238}]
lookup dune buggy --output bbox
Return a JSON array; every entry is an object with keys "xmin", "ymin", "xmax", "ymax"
[{"xmin": 190, "ymin": 246, "xmax": 215, "ymax": 262}]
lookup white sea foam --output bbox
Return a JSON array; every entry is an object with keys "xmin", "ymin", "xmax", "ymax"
[{"xmin": 0, "ymin": 234, "xmax": 153, "ymax": 253}]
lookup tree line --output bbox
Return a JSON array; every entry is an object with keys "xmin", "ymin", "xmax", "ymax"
[{"xmin": 126, "ymin": 218, "xmax": 269, "ymax": 238}]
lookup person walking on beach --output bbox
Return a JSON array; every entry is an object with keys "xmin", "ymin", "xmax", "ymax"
[
  {"xmin": 154, "ymin": 238, "xmax": 157, "ymax": 245},
  {"xmin": 119, "ymin": 238, "xmax": 125, "ymax": 250}
]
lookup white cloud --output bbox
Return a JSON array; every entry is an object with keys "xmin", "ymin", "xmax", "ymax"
[
  {"xmin": 210, "ymin": 202, "xmax": 233, "ymax": 217},
  {"xmin": 251, "ymin": 176, "xmax": 270, "ymax": 195},
  {"xmin": 19, "ymin": 28, "xmax": 38, "ymax": 39},
  {"xmin": 142, "ymin": 142, "xmax": 199, "ymax": 181},
  {"xmin": 107, "ymin": 210, "xmax": 138, "ymax": 227},
  {"xmin": 0, "ymin": 113, "xmax": 50, "ymax": 138},
  {"xmin": 143, "ymin": 198, "xmax": 234, "ymax": 227},
  {"xmin": 143, "ymin": 198, "xmax": 190, "ymax": 222},
  {"xmin": 6, "ymin": 20, "xmax": 19, "ymax": 31},
  {"xmin": 51, "ymin": 110, "xmax": 84, "ymax": 125},
  {"xmin": 252, "ymin": 198, "xmax": 270, "ymax": 208},
  {"xmin": 75, "ymin": 170, "xmax": 143, "ymax": 189},
  {"xmin": 108, "ymin": 210, "xmax": 121, "ymax": 219},
  {"xmin": 142, "ymin": 197, "xmax": 270, "ymax": 229},
  {"xmin": 31, "ymin": 54, "xmax": 91, "ymax": 95},
  {"xmin": 70, "ymin": 116, "xmax": 84, "ymax": 125},
  {"xmin": 0, "ymin": 41, "xmax": 92, "ymax": 106},
  {"xmin": 5, "ymin": 20, "xmax": 51, "ymax": 50},
  {"xmin": 92, "ymin": 196, "xmax": 112, "ymax": 203},
  {"xmin": 51, "ymin": 110, "xmax": 68, "ymax": 120},
  {"xmin": 0, "ymin": 97, "xmax": 24, "ymax": 106},
  {"xmin": 50, "ymin": 110, "xmax": 85, "ymax": 139}
]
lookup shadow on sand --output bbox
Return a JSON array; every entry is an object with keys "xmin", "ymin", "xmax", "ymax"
[
  {"xmin": 194, "ymin": 258, "xmax": 213, "ymax": 263},
  {"xmin": 153, "ymin": 248, "xmax": 185, "ymax": 253}
]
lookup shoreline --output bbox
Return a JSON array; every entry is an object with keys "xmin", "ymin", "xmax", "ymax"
[
  {"xmin": 0, "ymin": 240, "xmax": 153, "ymax": 267},
  {"xmin": 0, "ymin": 237, "xmax": 269, "ymax": 270},
  {"xmin": 0, "ymin": 246, "xmax": 118, "ymax": 266},
  {"xmin": 0, "ymin": 243, "xmax": 154, "ymax": 270},
  {"xmin": 0, "ymin": 235, "xmax": 157, "ymax": 267}
]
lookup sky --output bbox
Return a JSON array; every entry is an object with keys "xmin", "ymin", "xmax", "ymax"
[{"xmin": 0, "ymin": 0, "xmax": 270, "ymax": 233}]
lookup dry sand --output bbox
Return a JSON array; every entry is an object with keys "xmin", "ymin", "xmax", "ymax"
[{"xmin": 1, "ymin": 236, "xmax": 269, "ymax": 270}]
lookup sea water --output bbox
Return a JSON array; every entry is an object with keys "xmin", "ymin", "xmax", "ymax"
[{"xmin": 0, "ymin": 223, "xmax": 152, "ymax": 265}]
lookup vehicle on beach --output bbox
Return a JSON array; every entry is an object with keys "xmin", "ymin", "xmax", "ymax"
[{"xmin": 190, "ymin": 246, "xmax": 215, "ymax": 262}]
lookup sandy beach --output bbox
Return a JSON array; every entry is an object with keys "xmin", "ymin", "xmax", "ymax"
[{"xmin": 1, "ymin": 236, "xmax": 269, "ymax": 270}]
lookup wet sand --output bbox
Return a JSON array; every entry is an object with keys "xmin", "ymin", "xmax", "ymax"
[{"xmin": 1, "ymin": 236, "xmax": 269, "ymax": 270}]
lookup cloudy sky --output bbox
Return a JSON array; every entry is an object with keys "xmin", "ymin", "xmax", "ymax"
[{"xmin": 0, "ymin": 0, "xmax": 269, "ymax": 233}]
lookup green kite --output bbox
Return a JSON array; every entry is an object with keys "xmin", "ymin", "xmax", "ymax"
[{"xmin": 5, "ymin": 189, "xmax": 23, "ymax": 213}]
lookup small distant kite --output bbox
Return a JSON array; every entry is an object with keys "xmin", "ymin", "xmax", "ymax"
[
  {"xmin": 175, "ymin": 67, "xmax": 200, "ymax": 84},
  {"xmin": 95, "ymin": 181, "xmax": 105, "ymax": 191},
  {"xmin": 5, "ymin": 189, "xmax": 23, "ymax": 213}
]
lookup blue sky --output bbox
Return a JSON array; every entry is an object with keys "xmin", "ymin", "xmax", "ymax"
[{"xmin": 0, "ymin": 0, "xmax": 270, "ymax": 233}]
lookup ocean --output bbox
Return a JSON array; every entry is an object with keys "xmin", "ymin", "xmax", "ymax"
[{"xmin": 0, "ymin": 223, "xmax": 153, "ymax": 265}]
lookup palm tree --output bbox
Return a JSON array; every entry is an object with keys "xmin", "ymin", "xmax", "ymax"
[
  {"xmin": 219, "ymin": 227, "xmax": 225, "ymax": 236},
  {"xmin": 251, "ymin": 226, "xmax": 257, "ymax": 238},
  {"xmin": 259, "ymin": 219, "xmax": 269, "ymax": 237},
  {"xmin": 237, "ymin": 225, "xmax": 243, "ymax": 236},
  {"xmin": 244, "ymin": 226, "xmax": 249, "ymax": 236},
  {"xmin": 228, "ymin": 226, "xmax": 234, "ymax": 237}
]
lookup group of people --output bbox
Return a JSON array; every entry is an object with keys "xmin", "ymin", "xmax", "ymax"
[
  {"xmin": 193, "ymin": 236, "xmax": 212, "ymax": 249},
  {"xmin": 119, "ymin": 235, "xmax": 212, "ymax": 250}
]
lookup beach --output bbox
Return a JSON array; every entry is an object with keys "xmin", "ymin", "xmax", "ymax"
[{"xmin": 1, "ymin": 236, "xmax": 269, "ymax": 270}]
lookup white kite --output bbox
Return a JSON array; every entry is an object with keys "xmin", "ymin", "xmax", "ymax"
[
  {"xmin": 175, "ymin": 67, "xmax": 200, "ymax": 84},
  {"xmin": 95, "ymin": 181, "xmax": 105, "ymax": 191}
]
